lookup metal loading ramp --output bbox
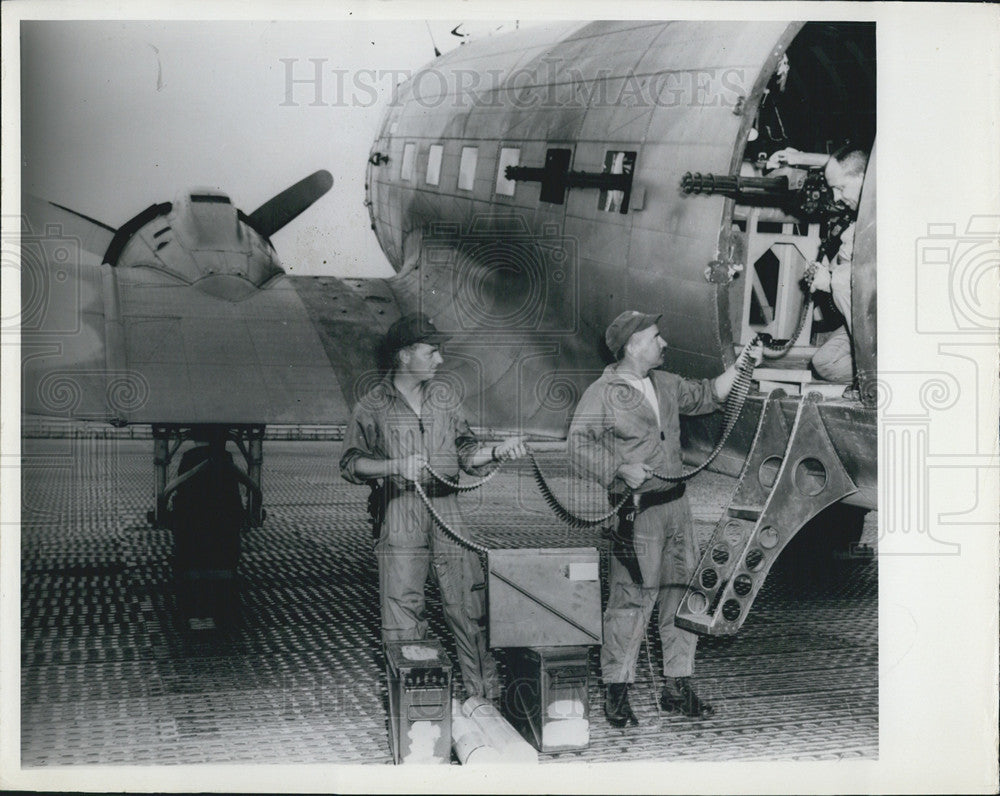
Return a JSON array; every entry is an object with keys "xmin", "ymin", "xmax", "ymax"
[{"xmin": 21, "ymin": 438, "xmax": 877, "ymax": 766}]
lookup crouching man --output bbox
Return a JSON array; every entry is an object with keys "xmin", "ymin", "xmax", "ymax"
[{"xmin": 568, "ymin": 311, "xmax": 761, "ymax": 726}]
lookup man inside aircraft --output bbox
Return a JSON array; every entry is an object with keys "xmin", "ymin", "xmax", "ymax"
[
  {"xmin": 568, "ymin": 311, "xmax": 762, "ymax": 727},
  {"xmin": 767, "ymin": 147, "xmax": 869, "ymax": 387},
  {"xmin": 808, "ymin": 149, "xmax": 869, "ymax": 386},
  {"xmin": 340, "ymin": 313, "xmax": 527, "ymax": 700}
]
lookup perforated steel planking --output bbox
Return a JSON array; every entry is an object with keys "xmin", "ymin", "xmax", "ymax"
[{"xmin": 21, "ymin": 438, "xmax": 876, "ymax": 765}]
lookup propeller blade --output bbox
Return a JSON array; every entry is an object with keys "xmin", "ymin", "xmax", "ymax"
[
  {"xmin": 246, "ymin": 170, "xmax": 333, "ymax": 238},
  {"xmin": 22, "ymin": 194, "xmax": 117, "ymax": 262}
]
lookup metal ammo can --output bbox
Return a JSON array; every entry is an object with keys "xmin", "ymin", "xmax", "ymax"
[
  {"xmin": 384, "ymin": 639, "xmax": 453, "ymax": 764},
  {"xmin": 506, "ymin": 646, "xmax": 591, "ymax": 753}
]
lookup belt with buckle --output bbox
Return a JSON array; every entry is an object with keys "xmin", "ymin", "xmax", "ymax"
[
  {"xmin": 610, "ymin": 482, "xmax": 686, "ymax": 514},
  {"xmin": 385, "ymin": 478, "xmax": 458, "ymax": 501}
]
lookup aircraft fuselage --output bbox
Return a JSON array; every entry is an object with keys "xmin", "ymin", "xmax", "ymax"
[{"xmin": 364, "ymin": 20, "xmax": 877, "ymax": 508}]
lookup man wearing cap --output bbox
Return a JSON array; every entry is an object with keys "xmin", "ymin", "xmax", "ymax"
[
  {"xmin": 568, "ymin": 311, "xmax": 761, "ymax": 727},
  {"xmin": 340, "ymin": 313, "xmax": 527, "ymax": 700}
]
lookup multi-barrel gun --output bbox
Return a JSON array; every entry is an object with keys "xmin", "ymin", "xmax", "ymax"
[
  {"xmin": 681, "ymin": 166, "xmax": 855, "ymax": 260},
  {"xmin": 680, "ymin": 166, "xmax": 834, "ymax": 218}
]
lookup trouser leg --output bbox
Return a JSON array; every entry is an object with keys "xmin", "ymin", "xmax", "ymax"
[
  {"xmin": 600, "ymin": 509, "xmax": 663, "ymax": 684},
  {"xmin": 376, "ymin": 493, "xmax": 430, "ymax": 642},
  {"xmin": 811, "ymin": 326, "xmax": 853, "ymax": 383},
  {"xmin": 431, "ymin": 496, "xmax": 500, "ymax": 699},
  {"xmin": 655, "ymin": 497, "xmax": 700, "ymax": 678}
]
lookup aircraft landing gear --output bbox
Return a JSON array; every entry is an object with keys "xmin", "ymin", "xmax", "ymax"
[
  {"xmin": 148, "ymin": 424, "xmax": 265, "ymax": 528},
  {"xmin": 147, "ymin": 424, "xmax": 266, "ymax": 626}
]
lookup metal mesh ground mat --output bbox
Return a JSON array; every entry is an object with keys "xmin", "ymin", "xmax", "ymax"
[{"xmin": 20, "ymin": 438, "xmax": 877, "ymax": 766}]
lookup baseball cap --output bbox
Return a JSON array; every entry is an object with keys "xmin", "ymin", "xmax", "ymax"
[
  {"xmin": 605, "ymin": 311, "xmax": 662, "ymax": 358},
  {"xmin": 383, "ymin": 312, "xmax": 451, "ymax": 355}
]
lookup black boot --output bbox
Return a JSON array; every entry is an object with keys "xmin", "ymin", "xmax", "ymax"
[
  {"xmin": 660, "ymin": 677, "xmax": 715, "ymax": 718},
  {"xmin": 605, "ymin": 683, "xmax": 638, "ymax": 728}
]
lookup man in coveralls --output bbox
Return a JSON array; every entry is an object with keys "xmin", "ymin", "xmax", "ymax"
[
  {"xmin": 568, "ymin": 311, "xmax": 761, "ymax": 726},
  {"xmin": 340, "ymin": 313, "xmax": 526, "ymax": 699},
  {"xmin": 808, "ymin": 149, "xmax": 869, "ymax": 386}
]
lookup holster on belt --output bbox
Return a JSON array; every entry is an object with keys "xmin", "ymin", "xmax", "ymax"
[
  {"xmin": 366, "ymin": 481, "xmax": 387, "ymax": 539},
  {"xmin": 610, "ymin": 496, "xmax": 643, "ymax": 584},
  {"xmin": 366, "ymin": 477, "xmax": 460, "ymax": 540},
  {"xmin": 609, "ymin": 482, "xmax": 686, "ymax": 584}
]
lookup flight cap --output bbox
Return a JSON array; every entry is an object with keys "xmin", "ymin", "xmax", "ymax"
[
  {"xmin": 383, "ymin": 312, "xmax": 451, "ymax": 355},
  {"xmin": 605, "ymin": 310, "xmax": 662, "ymax": 358}
]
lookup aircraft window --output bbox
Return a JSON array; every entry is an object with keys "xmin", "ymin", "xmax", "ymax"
[
  {"xmin": 458, "ymin": 147, "xmax": 478, "ymax": 191},
  {"xmin": 401, "ymin": 143, "xmax": 416, "ymax": 181},
  {"xmin": 426, "ymin": 144, "xmax": 443, "ymax": 186},
  {"xmin": 598, "ymin": 151, "xmax": 637, "ymax": 214},
  {"xmin": 495, "ymin": 147, "xmax": 520, "ymax": 196}
]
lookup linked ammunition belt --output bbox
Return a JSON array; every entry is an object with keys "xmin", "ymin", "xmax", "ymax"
[
  {"xmin": 528, "ymin": 449, "xmax": 629, "ymax": 529},
  {"xmin": 643, "ymin": 260, "xmax": 830, "ymax": 485},
  {"xmin": 407, "ymin": 337, "xmax": 763, "ymax": 548},
  {"xmin": 761, "ymin": 295, "xmax": 814, "ymax": 360},
  {"xmin": 643, "ymin": 334, "xmax": 759, "ymax": 484},
  {"xmin": 760, "ymin": 215, "xmax": 854, "ymax": 363},
  {"xmin": 412, "ymin": 481, "xmax": 491, "ymax": 556},
  {"xmin": 421, "ymin": 463, "xmax": 501, "ymax": 492}
]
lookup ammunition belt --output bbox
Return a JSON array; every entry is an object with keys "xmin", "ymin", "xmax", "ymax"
[
  {"xmin": 422, "ymin": 462, "xmax": 501, "ymax": 492},
  {"xmin": 367, "ymin": 478, "xmax": 459, "ymax": 542},
  {"xmin": 418, "ymin": 337, "xmax": 760, "ymax": 544},
  {"xmin": 412, "ymin": 481, "xmax": 490, "ymax": 556}
]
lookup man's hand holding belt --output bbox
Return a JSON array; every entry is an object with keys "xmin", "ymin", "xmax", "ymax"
[
  {"xmin": 395, "ymin": 453, "xmax": 428, "ymax": 482},
  {"xmin": 616, "ymin": 461, "xmax": 652, "ymax": 490}
]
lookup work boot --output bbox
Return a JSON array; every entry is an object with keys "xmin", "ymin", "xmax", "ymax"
[
  {"xmin": 842, "ymin": 383, "xmax": 861, "ymax": 401},
  {"xmin": 605, "ymin": 683, "xmax": 638, "ymax": 728},
  {"xmin": 660, "ymin": 677, "xmax": 715, "ymax": 718}
]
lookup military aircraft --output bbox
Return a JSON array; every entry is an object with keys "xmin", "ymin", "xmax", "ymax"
[
  {"xmin": 362, "ymin": 20, "xmax": 876, "ymax": 633},
  {"xmin": 22, "ymin": 20, "xmax": 876, "ymax": 634}
]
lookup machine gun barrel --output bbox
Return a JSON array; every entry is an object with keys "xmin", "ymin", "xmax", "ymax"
[
  {"xmin": 681, "ymin": 169, "xmax": 831, "ymax": 219},
  {"xmin": 681, "ymin": 172, "xmax": 790, "ymax": 201}
]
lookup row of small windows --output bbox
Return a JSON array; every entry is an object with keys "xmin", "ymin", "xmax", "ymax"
[
  {"xmin": 396, "ymin": 143, "xmax": 634, "ymax": 213},
  {"xmin": 402, "ymin": 142, "xmax": 516, "ymax": 195}
]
